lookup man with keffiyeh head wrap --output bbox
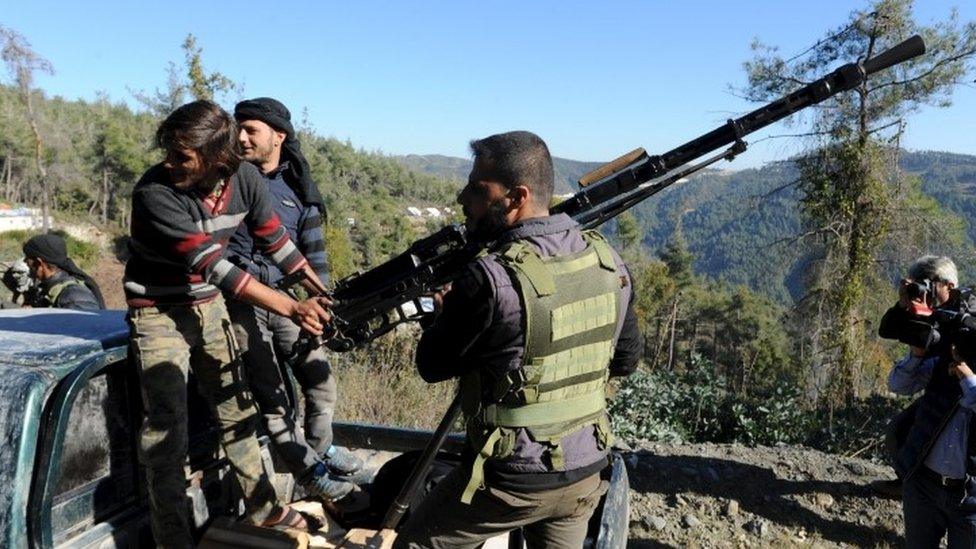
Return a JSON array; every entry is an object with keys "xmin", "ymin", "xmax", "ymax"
[
  {"xmin": 227, "ymin": 97, "xmax": 361, "ymax": 503},
  {"xmin": 22, "ymin": 233, "xmax": 104, "ymax": 310}
]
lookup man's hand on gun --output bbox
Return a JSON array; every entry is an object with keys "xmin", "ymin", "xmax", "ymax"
[
  {"xmin": 281, "ymin": 264, "xmax": 335, "ymax": 336},
  {"xmin": 298, "ymin": 264, "xmax": 329, "ymax": 298},
  {"xmin": 431, "ymin": 283, "xmax": 452, "ymax": 315},
  {"xmin": 290, "ymin": 295, "xmax": 333, "ymax": 336}
]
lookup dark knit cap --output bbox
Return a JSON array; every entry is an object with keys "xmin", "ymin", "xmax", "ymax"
[
  {"xmin": 24, "ymin": 233, "xmax": 69, "ymax": 265},
  {"xmin": 23, "ymin": 234, "xmax": 105, "ymax": 308},
  {"xmin": 235, "ymin": 97, "xmax": 295, "ymax": 138},
  {"xmin": 234, "ymin": 97, "xmax": 324, "ymax": 208}
]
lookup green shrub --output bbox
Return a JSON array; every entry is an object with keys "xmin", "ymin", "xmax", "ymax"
[
  {"xmin": 0, "ymin": 230, "xmax": 101, "ymax": 271},
  {"xmin": 608, "ymin": 355, "xmax": 730, "ymax": 444},
  {"xmin": 609, "ymin": 369, "xmax": 689, "ymax": 442},
  {"xmin": 724, "ymin": 384, "xmax": 814, "ymax": 446},
  {"xmin": 609, "ymin": 354, "xmax": 897, "ymax": 460},
  {"xmin": 807, "ymin": 394, "xmax": 909, "ymax": 459}
]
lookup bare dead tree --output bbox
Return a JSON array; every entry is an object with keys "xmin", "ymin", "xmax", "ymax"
[{"xmin": 0, "ymin": 25, "xmax": 54, "ymax": 230}]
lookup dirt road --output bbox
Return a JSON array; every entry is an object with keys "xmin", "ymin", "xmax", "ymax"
[{"xmin": 625, "ymin": 442, "xmax": 903, "ymax": 548}]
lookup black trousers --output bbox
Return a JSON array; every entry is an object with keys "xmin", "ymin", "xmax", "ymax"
[{"xmin": 903, "ymin": 469, "xmax": 976, "ymax": 548}]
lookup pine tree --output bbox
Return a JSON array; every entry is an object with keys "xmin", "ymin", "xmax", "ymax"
[
  {"xmin": 0, "ymin": 25, "xmax": 54, "ymax": 230},
  {"xmin": 741, "ymin": 0, "xmax": 976, "ymax": 402},
  {"xmin": 615, "ymin": 211, "xmax": 642, "ymax": 258}
]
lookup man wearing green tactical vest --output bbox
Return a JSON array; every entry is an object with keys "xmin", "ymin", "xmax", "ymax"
[
  {"xmin": 394, "ymin": 131, "xmax": 642, "ymax": 548},
  {"xmin": 22, "ymin": 233, "xmax": 105, "ymax": 311}
]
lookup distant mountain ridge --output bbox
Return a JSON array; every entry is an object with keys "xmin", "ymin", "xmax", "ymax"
[{"xmin": 394, "ymin": 150, "xmax": 976, "ymax": 303}]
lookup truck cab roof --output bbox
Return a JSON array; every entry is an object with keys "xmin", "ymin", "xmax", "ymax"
[{"xmin": 0, "ymin": 309, "xmax": 128, "ymax": 548}]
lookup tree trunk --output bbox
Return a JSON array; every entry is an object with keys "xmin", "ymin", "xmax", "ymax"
[
  {"xmin": 22, "ymin": 90, "xmax": 50, "ymax": 231},
  {"xmin": 101, "ymin": 168, "xmax": 109, "ymax": 225},
  {"xmin": 120, "ymin": 198, "xmax": 130, "ymax": 230},
  {"xmin": 830, "ymin": 31, "xmax": 878, "ymax": 404},
  {"xmin": 667, "ymin": 297, "xmax": 680, "ymax": 370},
  {"xmin": 651, "ymin": 319, "xmax": 665, "ymax": 370},
  {"xmin": 88, "ymin": 188, "xmax": 99, "ymax": 217},
  {"xmin": 2, "ymin": 155, "xmax": 10, "ymax": 202}
]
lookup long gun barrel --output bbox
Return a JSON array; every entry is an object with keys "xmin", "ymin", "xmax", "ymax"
[
  {"xmin": 290, "ymin": 35, "xmax": 926, "ymax": 354},
  {"xmin": 552, "ymin": 35, "xmax": 925, "ymax": 219}
]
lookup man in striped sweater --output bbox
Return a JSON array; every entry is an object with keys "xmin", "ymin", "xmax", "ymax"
[
  {"xmin": 225, "ymin": 97, "xmax": 360, "ymax": 502},
  {"xmin": 125, "ymin": 100, "xmax": 330, "ymax": 547}
]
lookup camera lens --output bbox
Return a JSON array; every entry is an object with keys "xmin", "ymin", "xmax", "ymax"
[{"xmin": 906, "ymin": 281, "xmax": 930, "ymax": 299}]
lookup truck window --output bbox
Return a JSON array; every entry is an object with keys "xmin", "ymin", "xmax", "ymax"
[{"xmin": 51, "ymin": 362, "xmax": 140, "ymax": 539}]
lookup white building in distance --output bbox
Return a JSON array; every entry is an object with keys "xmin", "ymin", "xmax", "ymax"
[{"xmin": 0, "ymin": 206, "xmax": 49, "ymax": 233}]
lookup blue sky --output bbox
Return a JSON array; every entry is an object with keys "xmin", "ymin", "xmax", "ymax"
[{"xmin": 2, "ymin": 1, "xmax": 973, "ymax": 168}]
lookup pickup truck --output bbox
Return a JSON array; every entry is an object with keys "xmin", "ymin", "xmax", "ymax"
[{"xmin": 0, "ymin": 308, "xmax": 629, "ymax": 548}]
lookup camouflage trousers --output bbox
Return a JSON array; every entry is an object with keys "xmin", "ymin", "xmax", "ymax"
[
  {"xmin": 227, "ymin": 298, "xmax": 338, "ymax": 477},
  {"xmin": 128, "ymin": 295, "xmax": 277, "ymax": 549}
]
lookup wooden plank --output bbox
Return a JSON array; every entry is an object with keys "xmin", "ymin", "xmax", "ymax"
[
  {"xmin": 337, "ymin": 528, "xmax": 396, "ymax": 549},
  {"xmin": 198, "ymin": 501, "xmax": 347, "ymax": 549}
]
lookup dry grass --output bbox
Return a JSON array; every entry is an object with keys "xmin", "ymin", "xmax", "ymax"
[{"xmin": 330, "ymin": 327, "xmax": 457, "ymax": 429}]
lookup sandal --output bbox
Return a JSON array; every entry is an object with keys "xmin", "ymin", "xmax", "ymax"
[{"xmin": 260, "ymin": 505, "xmax": 309, "ymax": 532}]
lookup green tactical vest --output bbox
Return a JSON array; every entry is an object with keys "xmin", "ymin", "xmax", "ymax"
[
  {"xmin": 41, "ymin": 277, "xmax": 81, "ymax": 308},
  {"xmin": 459, "ymin": 230, "xmax": 622, "ymax": 503}
]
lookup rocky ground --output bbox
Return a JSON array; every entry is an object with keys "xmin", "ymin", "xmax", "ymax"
[{"xmin": 623, "ymin": 442, "xmax": 903, "ymax": 548}]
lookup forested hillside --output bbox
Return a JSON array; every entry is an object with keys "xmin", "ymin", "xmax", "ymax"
[
  {"xmin": 395, "ymin": 151, "xmax": 976, "ymax": 303},
  {"xmin": 0, "ymin": 84, "xmax": 459, "ymax": 281},
  {"xmin": 8, "ymin": 76, "xmax": 968, "ymax": 305}
]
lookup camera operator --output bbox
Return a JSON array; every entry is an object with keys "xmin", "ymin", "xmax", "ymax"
[
  {"xmin": 1, "ymin": 259, "xmax": 33, "ymax": 307},
  {"xmin": 885, "ymin": 255, "xmax": 976, "ymax": 548}
]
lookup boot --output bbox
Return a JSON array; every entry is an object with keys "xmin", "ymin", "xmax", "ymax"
[
  {"xmin": 324, "ymin": 444, "xmax": 363, "ymax": 476},
  {"xmin": 302, "ymin": 462, "xmax": 355, "ymax": 502}
]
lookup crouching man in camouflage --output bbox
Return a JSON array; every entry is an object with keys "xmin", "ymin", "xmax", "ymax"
[{"xmin": 124, "ymin": 100, "xmax": 332, "ymax": 547}]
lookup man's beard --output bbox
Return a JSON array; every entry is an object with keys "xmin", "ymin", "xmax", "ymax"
[
  {"xmin": 467, "ymin": 201, "xmax": 509, "ymax": 243},
  {"xmin": 243, "ymin": 135, "xmax": 275, "ymax": 167},
  {"xmin": 245, "ymin": 146, "xmax": 273, "ymax": 166}
]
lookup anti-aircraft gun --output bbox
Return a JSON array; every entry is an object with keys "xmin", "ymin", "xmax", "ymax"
[
  {"xmin": 283, "ymin": 35, "xmax": 928, "ymax": 540},
  {"xmin": 276, "ymin": 34, "xmax": 934, "ymax": 543},
  {"xmin": 287, "ymin": 34, "xmax": 927, "ymax": 357}
]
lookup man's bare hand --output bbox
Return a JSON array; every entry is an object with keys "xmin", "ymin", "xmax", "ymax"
[
  {"xmin": 950, "ymin": 360, "xmax": 975, "ymax": 380},
  {"xmin": 950, "ymin": 345, "xmax": 975, "ymax": 380},
  {"xmin": 300, "ymin": 264, "xmax": 329, "ymax": 297},
  {"xmin": 432, "ymin": 283, "xmax": 452, "ymax": 314},
  {"xmin": 898, "ymin": 278, "xmax": 924, "ymax": 310},
  {"xmin": 290, "ymin": 296, "xmax": 333, "ymax": 335}
]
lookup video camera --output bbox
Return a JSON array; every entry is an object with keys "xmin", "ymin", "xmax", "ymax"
[
  {"xmin": 879, "ymin": 288, "xmax": 976, "ymax": 363},
  {"xmin": 905, "ymin": 279, "xmax": 933, "ymax": 300},
  {"xmin": 2, "ymin": 260, "xmax": 33, "ymax": 295}
]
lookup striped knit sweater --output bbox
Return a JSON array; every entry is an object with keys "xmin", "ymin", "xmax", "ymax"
[
  {"xmin": 124, "ymin": 162, "xmax": 308, "ymax": 307},
  {"xmin": 225, "ymin": 161, "xmax": 329, "ymax": 287}
]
